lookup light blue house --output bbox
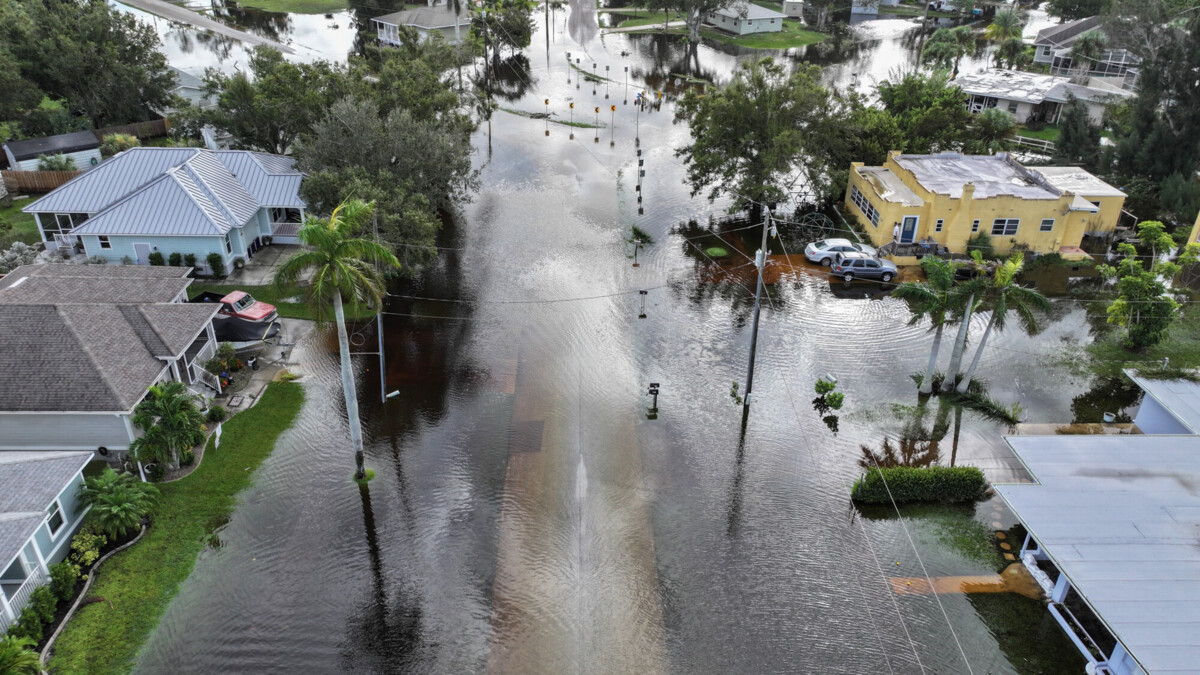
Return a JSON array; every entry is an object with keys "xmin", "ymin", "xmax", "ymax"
[
  {"xmin": 23, "ymin": 147, "xmax": 305, "ymax": 275},
  {"xmin": 0, "ymin": 450, "xmax": 92, "ymax": 633}
]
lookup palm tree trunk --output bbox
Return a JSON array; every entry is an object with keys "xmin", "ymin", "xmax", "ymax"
[
  {"xmin": 920, "ymin": 322, "xmax": 944, "ymax": 394},
  {"xmin": 956, "ymin": 314, "xmax": 996, "ymax": 393},
  {"xmin": 334, "ymin": 293, "xmax": 367, "ymax": 479},
  {"xmin": 941, "ymin": 293, "xmax": 974, "ymax": 392}
]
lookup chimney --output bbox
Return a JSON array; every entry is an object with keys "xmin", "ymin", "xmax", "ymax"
[{"xmin": 961, "ymin": 182, "xmax": 975, "ymax": 201}]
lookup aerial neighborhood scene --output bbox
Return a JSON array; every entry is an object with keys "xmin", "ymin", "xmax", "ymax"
[{"xmin": 2, "ymin": 0, "xmax": 1200, "ymax": 670}]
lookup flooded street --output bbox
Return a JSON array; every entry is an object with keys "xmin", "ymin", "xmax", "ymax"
[{"xmin": 136, "ymin": 2, "xmax": 1104, "ymax": 673}]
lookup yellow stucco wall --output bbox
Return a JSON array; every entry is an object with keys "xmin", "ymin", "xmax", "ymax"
[
  {"xmin": 844, "ymin": 155, "xmax": 1125, "ymax": 256},
  {"xmin": 1189, "ymin": 211, "xmax": 1200, "ymax": 245}
]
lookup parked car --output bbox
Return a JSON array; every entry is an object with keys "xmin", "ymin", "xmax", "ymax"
[
  {"xmin": 831, "ymin": 252, "xmax": 898, "ymax": 282},
  {"xmin": 190, "ymin": 290, "xmax": 278, "ymax": 322},
  {"xmin": 804, "ymin": 238, "xmax": 878, "ymax": 266}
]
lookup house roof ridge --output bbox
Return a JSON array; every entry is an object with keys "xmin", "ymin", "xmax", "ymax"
[
  {"xmin": 119, "ymin": 305, "xmax": 172, "ymax": 357},
  {"xmin": 180, "ymin": 159, "xmax": 242, "ymax": 228},
  {"xmin": 54, "ymin": 305, "xmax": 127, "ymax": 410},
  {"xmin": 167, "ymin": 166, "xmax": 231, "ymax": 234}
]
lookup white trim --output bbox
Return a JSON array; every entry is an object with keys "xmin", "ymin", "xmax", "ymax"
[
  {"xmin": 42, "ymin": 504, "xmax": 90, "ymax": 564},
  {"xmin": 45, "ymin": 499, "xmax": 66, "ymax": 541},
  {"xmin": 28, "ymin": 538, "xmax": 48, "ymax": 575}
]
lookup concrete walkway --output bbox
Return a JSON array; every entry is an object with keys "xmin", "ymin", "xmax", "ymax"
[
  {"xmin": 117, "ymin": 0, "xmax": 294, "ymax": 53},
  {"xmin": 224, "ymin": 244, "xmax": 301, "ymax": 285}
]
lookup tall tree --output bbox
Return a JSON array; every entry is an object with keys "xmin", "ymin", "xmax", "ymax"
[
  {"xmin": 941, "ymin": 263, "xmax": 986, "ymax": 392},
  {"xmin": 274, "ymin": 200, "xmax": 401, "ymax": 480},
  {"xmin": 1055, "ymin": 96, "xmax": 1102, "ymax": 168},
  {"xmin": 892, "ymin": 257, "xmax": 958, "ymax": 394},
  {"xmin": 1069, "ymin": 29, "xmax": 1108, "ymax": 81},
  {"xmin": 1098, "ymin": 221, "xmax": 1200, "ymax": 349},
  {"xmin": 1047, "ymin": 0, "xmax": 1109, "ymax": 21},
  {"xmin": 677, "ymin": 0, "xmax": 736, "ymax": 43},
  {"xmin": 675, "ymin": 59, "xmax": 832, "ymax": 222},
  {"xmin": 965, "ymin": 107, "xmax": 1016, "ymax": 154},
  {"xmin": 985, "ymin": 10, "xmax": 1024, "ymax": 43},
  {"xmin": 956, "ymin": 253, "xmax": 1051, "ymax": 393},
  {"xmin": 129, "ymin": 381, "xmax": 206, "ymax": 471},
  {"xmin": 921, "ymin": 26, "xmax": 976, "ymax": 77},
  {"xmin": 877, "ymin": 71, "xmax": 975, "ymax": 154}
]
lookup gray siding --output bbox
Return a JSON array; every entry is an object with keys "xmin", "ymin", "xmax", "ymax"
[
  {"xmin": 0, "ymin": 413, "xmax": 132, "ymax": 450},
  {"xmin": 13, "ymin": 148, "xmax": 102, "ymax": 172}
]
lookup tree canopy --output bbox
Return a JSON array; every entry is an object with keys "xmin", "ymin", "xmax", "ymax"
[
  {"xmin": 1047, "ymin": 0, "xmax": 1110, "ymax": 20},
  {"xmin": 0, "ymin": 0, "xmax": 175, "ymax": 133}
]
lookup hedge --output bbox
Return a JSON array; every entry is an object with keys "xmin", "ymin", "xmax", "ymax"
[{"xmin": 851, "ymin": 466, "xmax": 987, "ymax": 504}]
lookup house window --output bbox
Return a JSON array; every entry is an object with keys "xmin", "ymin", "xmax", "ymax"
[
  {"xmin": 224, "ymin": 233, "xmax": 233, "ymax": 254},
  {"xmin": 98, "ymin": 235, "xmax": 112, "ymax": 249},
  {"xmin": 1007, "ymin": 101, "xmax": 1019, "ymax": 114},
  {"xmin": 1040, "ymin": 218, "xmax": 1055, "ymax": 232},
  {"xmin": 46, "ymin": 500, "xmax": 65, "ymax": 536},
  {"xmin": 849, "ymin": 185, "xmax": 880, "ymax": 228},
  {"xmin": 54, "ymin": 213, "xmax": 73, "ymax": 231},
  {"xmin": 935, "ymin": 219, "xmax": 944, "ymax": 233},
  {"xmin": 991, "ymin": 218, "xmax": 1019, "ymax": 236},
  {"xmin": 971, "ymin": 219, "xmax": 980, "ymax": 233}
]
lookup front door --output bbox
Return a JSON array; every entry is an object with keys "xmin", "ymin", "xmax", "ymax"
[
  {"xmin": 900, "ymin": 216, "xmax": 919, "ymax": 244},
  {"xmin": 133, "ymin": 243, "xmax": 152, "ymax": 265}
]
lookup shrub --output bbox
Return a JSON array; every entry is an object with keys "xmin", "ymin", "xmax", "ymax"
[
  {"xmin": 206, "ymin": 252, "xmax": 226, "ymax": 277},
  {"xmin": 0, "ymin": 635, "xmax": 40, "ymax": 673},
  {"xmin": 967, "ymin": 232, "xmax": 995, "ymax": 260},
  {"xmin": 205, "ymin": 343, "xmax": 243, "ymax": 376},
  {"xmin": 147, "ymin": 251, "xmax": 164, "ymax": 266},
  {"xmin": 29, "ymin": 585, "xmax": 56, "ymax": 624},
  {"xmin": 37, "ymin": 153, "xmax": 77, "ymax": 171},
  {"xmin": 87, "ymin": 255, "xmax": 108, "ymax": 265},
  {"xmin": 815, "ymin": 378, "xmax": 836, "ymax": 395},
  {"xmin": 168, "ymin": 252, "xmax": 182, "ymax": 267},
  {"xmin": 0, "ymin": 242, "xmax": 40, "ymax": 274},
  {"xmin": 78, "ymin": 468, "xmax": 160, "ymax": 538},
  {"xmin": 145, "ymin": 462, "xmax": 165, "ymax": 482},
  {"xmin": 206, "ymin": 405, "xmax": 227, "ymax": 423},
  {"xmin": 9, "ymin": 605, "xmax": 44, "ymax": 643},
  {"xmin": 120, "ymin": 255, "xmax": 134, "ymax": 265},
  {"xmin": 99, "ymin": 133, "xmax": 140, "ymax": 156},
  {"xmin": 183, "ymin": 253, "xmax": 197, "ymax": 268},
  {"xmin": 180, "ymin": 449, "xmax": 195, "ymax": 466},
  {"xmin": 824, "ymin": 391, "xmax": 845, "ymax": 410},
  {"xmin": 69, "ymin": 522, "xmax": 107, "ymax": 569},
  {"xmin": 49, "ymin": 561, "xmax": 80, "ymax": 603},
  {"xmin": 851, "ymin": 466, "xmax": 987, "ymax": 504},
  {"xmin": 232, "ymin": 256, "xmax": 245, "ymax": 270}
]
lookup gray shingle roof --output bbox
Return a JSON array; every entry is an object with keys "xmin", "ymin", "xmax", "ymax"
[
  {"xmin": 373, "ymin": 4, "xmax": 468, "ymax": 29},
  {"xmin": 0, "ymin": 277, "xmax": 192, "ymax": 305},
  {"xmin": 1033, "ymin": 16, "xmax": 1103, "ymax": 47},
  {"xmin": 22, "ymin": 148, "xmax": 303, "ymax": 237},
  {"xmin": 0, "ymin": 263, "xmax": 190, "ymax": 292},
  {"xmin": 0, "ymin": 303, "xmax": 218, "ymax": 412},
  {"xmin": 0, "ymin": 450, "xmax": 91, "ymax": 571}
]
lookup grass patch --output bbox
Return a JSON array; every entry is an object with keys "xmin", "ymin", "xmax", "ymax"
[
  {"xmin": 693, "ymin": 21, "xmax": 826, "ymax": 50},
  {"xmin": 0, "ymin": 196, "xmax": 40, "ymax": 246},
  {"xmin": 1015, "ymin": 124, "xmax": 1061, "ymax": 143},
  {"xmin": 705, "ymin": 246, "xmax": 730, "ymax": 257},
  {"xmin": 609, "ymin": 9, "xmax": 675, "ymax": 27},
  {"xmin": 231, "ymin": 0, "xmax": 348, "ymax": 13},
  {"xmin": 48, "ymin": 382, "xmax": 305, "ymax": 674},
  {"xmin": 188, "ymin": 282, "xmax": 373, "ymax": 322}
]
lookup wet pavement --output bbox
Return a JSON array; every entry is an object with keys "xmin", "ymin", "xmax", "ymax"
[{"xmin": 136, "ymin": 3, "xmax": 1098, "ymax": 674}]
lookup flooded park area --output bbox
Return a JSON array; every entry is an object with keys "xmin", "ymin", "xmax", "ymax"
[{"xmin": 126, "ymin": 1, "xmax": 1134, "ymax": 672}]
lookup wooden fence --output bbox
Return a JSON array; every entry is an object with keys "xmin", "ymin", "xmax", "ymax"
[
  {"xmin": 93, "ymin": 118, "xmax": 171, "ymax": 140},
  {"xmin": 2, "ymin": 170, "xmax": 83, "ymax": 192}
]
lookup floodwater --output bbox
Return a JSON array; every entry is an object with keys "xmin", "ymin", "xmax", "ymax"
[{"xmin": 136, "ymin": 3, "xmax": 1106, "ymax": 674}]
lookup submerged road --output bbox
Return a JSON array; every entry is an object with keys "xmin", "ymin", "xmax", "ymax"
[{"xmin": 116, "ymin": 0, "xmax": 293, "ymax": 53}]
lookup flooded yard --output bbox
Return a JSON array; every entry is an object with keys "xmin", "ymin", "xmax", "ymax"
[{"xmin": 133, "ymin": 2, "xmax": 1109, "ymax": 673}]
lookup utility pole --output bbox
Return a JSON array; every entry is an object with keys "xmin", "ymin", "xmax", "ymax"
[{"xmin": 743, "ymin": 207, "xmax": 773, "ymax": 409}]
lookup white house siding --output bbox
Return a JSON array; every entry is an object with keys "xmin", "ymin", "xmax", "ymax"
[
  {"xmin": 13, "ymin": 148, "xmax": 102, "ymax": 172},
  {"xmin": 0, "ymin": 413, "xmax": 133, "ymax": 451},
  {"xmin": 708, "ymin": 13, "xmax": 781, "ymax": 35},
  {"xmin": 1134, "ymin": 396, "xmax": 1193, "ymax": 435},
  {"xmin": 783, "ymin": 0, "xmax": 803, "ymax": 17}
]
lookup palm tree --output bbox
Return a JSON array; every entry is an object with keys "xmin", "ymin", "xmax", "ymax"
[
  {"xmin": 955, "ymin": 253, "xmax": 1050, "ymax": 393},
  {"xmin": 0, "ymin": 635, "xmax": 41, "ymax": 675},
  {"xmin": 1069, "ymin": 30, "xmax": 1107, "ymax": 81},
  {"xmin": 78, "ymin": 468, "xmax": 160, "ymax": 539},
  {"xmin": 985, "ymin": 10, "xmax": 1024, "ymax": 43},
  {"xmin": 892, "ymin": 257, "xmax": 958, "ymax": 394},
  {"xmin": 274, "ymin": 199, "xmax": 401, "ymax": 480},
  {"xmin": 922, "ymin": 36, "xmax": 959, "ymax": 72},
  {"xmin": 941, "ymin": 275, "xmax": 985, "ymax": 393},
  {"xmin": 130, "ymin": 381, "xmax": 206, "ymax": 471}
]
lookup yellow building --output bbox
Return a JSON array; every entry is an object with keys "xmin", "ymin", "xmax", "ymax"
[
  {"xmin": 845, "ymin": 151, "xmax": 1126, "ymax": 258},
  {"xmin": 1188, "ymin": 210, "xmax": 1200, "ymax": 245}
]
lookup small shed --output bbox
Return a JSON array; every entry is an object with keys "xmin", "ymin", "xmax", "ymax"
[
  {"xmin": 782, "ymin": 0, "xmax": 804, "ymax": 17},
  {"xmin": 707, "ymin": 2, "xmax": 787, "ymax": 34},
  {"xmin": 2, "ymin": 131, "xmax": 102, "ymax": 172}
]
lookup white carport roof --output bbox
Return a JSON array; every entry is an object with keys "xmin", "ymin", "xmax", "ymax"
[{"xmin": 997, "ymin": 434, "xmax": 1200, "ymax": 674}]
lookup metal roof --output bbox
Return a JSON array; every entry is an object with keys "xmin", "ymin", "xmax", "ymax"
[
  {"xmin": 3, "ymin": 131, "xmax": 100, "ymax": 162},
  {"xmin": 1130, "ymin": 375, "xmax": 1200, "ymax": 434},
  {"xmin": 0, "ymin": 451, "xmax": 92, "ymax": 572},
  {"xmin": 997, "ymin": 435, "xmax": 1200, "ymax": 674},
  {"xmin": 1031, "ymin": 166, "xmax": 1126, "ymax": 198},
  {"xmin": 23, "ymin": 148, "xmax": 303, "ymax": 237},
  {"xmin": 372, "ymin": 4, "xmax": 468, "ymax": 29},
  {"xmin": 711, "ymin": 2, "xmax": 787, "ymax": 19}
]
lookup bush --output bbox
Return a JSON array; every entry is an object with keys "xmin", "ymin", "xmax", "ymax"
[
  {"xmin": 99, "ymin": 133, "xmax": 140, "ymax": 156},
  {"xmin": 147, "ymin": 251, "xmax": 164, "ymax": 266},
  {"xmin": 0, "ymin": 242, "xmax": 40, "ymax": 274},
  {"xmin": 145, "ymin": 462, "xmax": 165, "ymax": 482},
  {"xmin": 29, "ymin": 584, "xmax": 57, "ymax": 624},
  {"xmin": 168, "ymin": 252, "xmax": 182, "ymax": 267},
  {"xmin": 87, "ymin": 255, "xmax": 108, "ymax": 265},
  {"xmin": 183, "ymin": 253, "xmax": 197, "ymax": 268},
  {"xmin": 206, "ymin": 252, "xmax": 226, "ymax": 277},
  {"xmin": 9, "ymin": 605, "xmax": 44, "ymax": 643},
  {"xmin": 180, "ymin": 449, "xmax": 195, "ymax": 466},
  {"xmin": 232, "ymin": 256, "xmax": 245, "ymax": 270},
  {"xmin": 69, "ymin": 522, "xmax": 108, "ymax": 569},
  {"xmin": 78, "ymin": 468, "xmax": 161, "ymax": 538},
  {"xmin": 967, "ymin": 232, "xmax": 995, "ymax": 260},
  {"xmin": 120, "ymin": 255, "xmax": 134, "ymax": 265},
  {"xmin": 49, "ymin": 561, "xmax": 80, "ymax": 603},
  {"xmin": 37, "ymin": 153, "xmax": 77, "ymax": 171},
  {"xmin": 206, "ymin": 405, "xmax": 227, "ymax": 423},
  {"xmin": 205, "ymin": 343, "xmax": 244, "ymax": 376},
  {"xmin": 851, "ymin": 466, "xmax": 987, "ymax": 504}
]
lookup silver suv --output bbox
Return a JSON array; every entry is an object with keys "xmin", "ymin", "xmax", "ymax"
[
  {"xmin": 804, "ymin": 238, "xmax": 878, "ymax": 266},
  {"xmin": 831, "ymin": 252, "xmax": 898, "ymax": 282}
]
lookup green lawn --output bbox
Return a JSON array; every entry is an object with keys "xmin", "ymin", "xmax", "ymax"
[
  {"xmin": 1081, "ymin": 299, "xmax": 1200, "ymax": 379},
  {"xmin": 698, "ymin": 20, "xmax": 825, "ymax": 49},
  {"xmin": 231, "ymin": 0, "xmax": 348, "ymax": 13},
  {"xmin": 607, "ymin": 9, "xmax": 676, "ymax": 27},
  {"xmin": 0, "ymin": 196, "xmax": 40, "ymax": 246},
  {"xmin": 48, "ymin": 382, "xmax": 305, "ymax": 675},
  {"xmin": 188, "ymin": 282, "xmax": 373, "ymax": 322},
  {"xmin": 1015, "ymin": 124, "xmax": 1061, "ymax": 142}
]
